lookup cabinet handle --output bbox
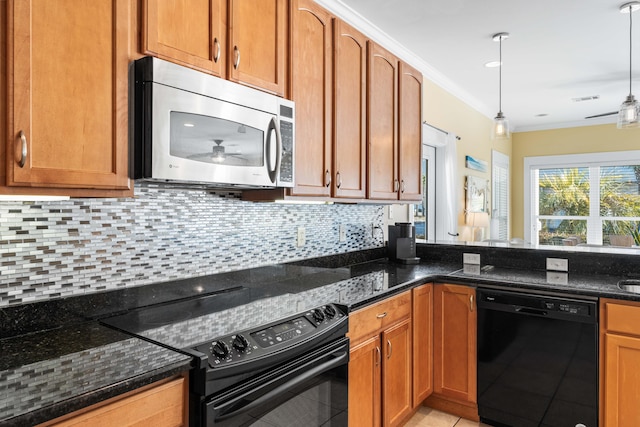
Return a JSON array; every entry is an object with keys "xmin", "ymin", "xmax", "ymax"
[
  {"xmin": 394, "ymin": 179, "xmax": 399, "ymax": 192},
  {"xmin": 401, "ymin": 180, "xmax": 405, "ymax": 193},
  {"xmin": 376, "ymin": 346, "xmax": 381, "ymax": 366},
  {"xmin": 233, "ymin": 46, "xmax": 241, "ymax": 69},
  {"xmin": 336, "ymin": 171, "xmax": 342, "ymax": 189},
  {"xmin": 213, "ymin": 37, "xmax": 220, "ymax": 63},
  {"xmin": 325, "ymin": 170, "xmax": 331, "ymax": 188},
  {"xmin": 17, "ymin": 130, "xmax": 27, "ymax": 168},
  {"xmin": 470, "ymin": 294, "xmax": 475, "ymax": 312},
  {"xmin": 387, "ymin": 339, "xmax": 392, "ymax": 359},
  {"xmin": 376, "ymin": 312, "xmax": 387, "ymax": 319}
]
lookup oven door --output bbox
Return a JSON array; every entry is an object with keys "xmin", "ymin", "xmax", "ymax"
[
  {"xmin": 206, "ymin": 337, "xmax": 348, "ymax": 427},
  {"xmin": 145, "ymin": 82, "xmax": 281, "ymax": 188}
]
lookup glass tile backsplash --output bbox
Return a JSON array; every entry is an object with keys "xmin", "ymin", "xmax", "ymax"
[{"xmin": 0, "ymin": 183, "xmax": 384, "ymax": 307}]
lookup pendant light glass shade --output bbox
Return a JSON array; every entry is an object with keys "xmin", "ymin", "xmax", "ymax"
[
  {"xmin": 617, "ymin": 2, "xmax": 640, "ymax": 129},
  {"xmin": 618, "ymin": 94, "xmax": 640, "ymax": 128},
  {"xmin": 492, "ymin": 33, "xmax": 510, "ymax": 139},
  {"xmin": 492, "ymin": 112, "xmax": 510, "ymax": 139}
]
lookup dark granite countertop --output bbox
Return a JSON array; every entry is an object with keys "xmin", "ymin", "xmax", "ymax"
[
  {"xmin": 0, "ymin": 322, "xmax": 191, "ymax": 427},
  {"xmin": 3, "ymin": 246, "xmax": 640, "ymax": 426},
  {"xmin": 445, "ymin": 264, "xmax": 634, "ymax": 300}
]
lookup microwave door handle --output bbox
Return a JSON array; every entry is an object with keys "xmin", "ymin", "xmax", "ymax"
[{"xmin": 266, "ymin": 116, "xmax": 282, "ymax": 184}]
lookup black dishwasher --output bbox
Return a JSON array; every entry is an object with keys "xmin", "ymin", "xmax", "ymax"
[{"xmin": 477, "ymin": 288, "xmax": 598, "ymax": 427}]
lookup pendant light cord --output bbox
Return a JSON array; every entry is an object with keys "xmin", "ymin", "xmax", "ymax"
[
  {"xmin": 630, "ymin": 5, "xmax": 634, "ymax": 96},
  {"xmin": 499, "ymin": 36, "xmax": 503, "ymax": 113}
]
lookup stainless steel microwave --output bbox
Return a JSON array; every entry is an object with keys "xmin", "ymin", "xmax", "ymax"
[{"xmin": 132, "ymin": 57, "xmax": 294, "ymax": 188}]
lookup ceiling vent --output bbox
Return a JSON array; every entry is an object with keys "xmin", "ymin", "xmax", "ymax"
[{"xmin": 572, "ymin": 95, "xmax": 600, "ymax": 102}]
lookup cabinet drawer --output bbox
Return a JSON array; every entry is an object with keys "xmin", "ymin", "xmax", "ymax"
[
  {"xmin": 604, "ymin": 299, "xmax": 640, "ymax": 336},
  {"xmin": 43, "ymin": 377, "xmax": 186, "ymax": 427},
  {"xmin": 348, "ymin": 291, "xmax": 411, "ymax": 345}
]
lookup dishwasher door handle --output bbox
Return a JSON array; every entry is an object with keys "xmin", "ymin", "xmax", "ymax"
[{"xmin": 515, "ymin": 306, "xmax": 548, "ymax": 316}]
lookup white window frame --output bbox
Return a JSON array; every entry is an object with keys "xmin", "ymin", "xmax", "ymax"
[{"xmin": 524, "ymin": 150, "xmax": 640, "ymax": 245}]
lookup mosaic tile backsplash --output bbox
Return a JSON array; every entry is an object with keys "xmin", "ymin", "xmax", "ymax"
[{"xmin": 0, "ymin": 183, "xmax": 385, "ymax": 307}]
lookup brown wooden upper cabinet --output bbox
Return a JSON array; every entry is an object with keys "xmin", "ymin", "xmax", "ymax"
[
  {"xmin": 143, "ymin": 0, "xmax": 287, "ymax": 96},
  {"xmin": 333, "ymin": 19, "xmax": 367, "ymax": 199},
  {"xmin": 288, "ymin": 3, "xmax": 367, "ymax": 200},
  {"xmin": 5, "ymin": 0, "xmax": 131, "ymax": 196},
  {"xmin": 398, "ymin": 61, "xmax": 423, "ymax": 201},
  {"xmin": 367, "ymin": 42, "xmax": 398, "ymax": 200},
  {"xmin": 289, "ymin": 0, "xmax": 333, "ymax": 197},
  {"xmin": 142, "ymin": 0, "xmax": 227, "ymax": 77},
  {"xmin": 367, "ymin": 42, "xmax": 422, "ymax": 201}
]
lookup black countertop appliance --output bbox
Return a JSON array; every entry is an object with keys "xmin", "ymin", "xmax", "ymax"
[{"xmin": 388, "ymin": 222, "xmax": 420, "ymax": 264}]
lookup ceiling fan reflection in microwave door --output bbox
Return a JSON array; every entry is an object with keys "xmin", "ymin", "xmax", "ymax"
[{"xmin": 187, "ymin": 139, "xmax": 246, "ymax": 163}]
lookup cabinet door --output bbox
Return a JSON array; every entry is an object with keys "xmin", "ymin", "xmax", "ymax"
[
  {"xmin": 333, "ymin": 19, "xmax": 366, "ymax": 199},
  {"xmin": 349, "ymin": 336, "xmax": 382, "ymax": 427},
  {"xmin": 603, "ymin": 333, "xmax": 640, "ymax": 427},
  {"xmin": 412, "ymin": 283, "xmax": 433, "ymax": 407},
  {"xmin": 433, "ymin": 284, "xmax": 477, "ymax": 403},
  {"xmin": 382, "ymin": 319, "xmax": 412, "ymax": 427},
  {"xmin": 398, "ymin": 61, "xmax": 422, "ymax": 201},
  {"xmin": 289, "ymin": 0, "xmax": 332, "ymax": 196},
  {"xmin": 142, "ymin": 0, "xmax": 226, "ymax": 77},
  {"xmin": 228, "ymin": 0, "xmax": 287, "ymax": 96},
  {"xmin": 367, "ymin": 42, "xmax": 398, "ymax": 200},
  {"xmin": 7, "ymin": 0, "xmax": 130, "ymax": 191}
]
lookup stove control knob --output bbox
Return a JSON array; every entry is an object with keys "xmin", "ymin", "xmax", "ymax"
[
  {"xmin": 211, "ymin": 340, "xmax": 230, "ymax": 358},
  {"xmin": 324, "ymin": 305, "xmax": 337, "ymax": 319},
  {"xmin": 312, "ymin": 308, "xmax": 325, "ymax": 323},
  {"xmin": 233, "ymin": 334, "xmax": 249, "ymax": 352}
]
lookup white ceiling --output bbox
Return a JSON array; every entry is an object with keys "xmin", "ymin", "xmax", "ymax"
[{"xmin": 325, "ymin": 0, "xmax": 640, "ymax": 132}]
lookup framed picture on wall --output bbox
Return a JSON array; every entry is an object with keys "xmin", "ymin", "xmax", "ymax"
[{"xmin": 466, "ymin": 175, "xmax": 489, "ymax": 214}]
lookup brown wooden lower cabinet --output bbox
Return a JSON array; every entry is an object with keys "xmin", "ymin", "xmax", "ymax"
[
  {"xmin": 425, "ymin": 283, "xmax": 478, "ymax": 421},
  {"xmin": 601, "ymin": 298, "xmax": 640, "ymax": 427},
  {"xmin": 412, "ymin": 283, "xmax": 433, "ymax": 407},
  {"xmin": 37, "ymin": 376, "xmax": 188, "ymax": 427},
  {"xmin": 348, "ymin": 291, "xmax": 413, "ymax": 427}
]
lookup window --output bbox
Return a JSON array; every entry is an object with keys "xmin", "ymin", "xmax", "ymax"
[
  {"xmin": 524, "ymin": 151, "xmax": 640, "ymax": 246},
  {"xmin": 414, "ymin": 144, "xmax": 436, "ymax": 240}
]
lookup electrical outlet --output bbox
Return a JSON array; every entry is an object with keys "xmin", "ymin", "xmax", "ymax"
[
  {"xmin": 546, "ymin": 271, "xmax": 569, "ymax": 285},
  {"xmin": 546, "ymin": 257, "xmax": 568, "ymax": 272},
  {"xmin": 339, "ymin": 225, "xmax": 346, "ymax": 242},
  {"xmin": 297, "ymin": 227, "xmax": 306, "ymax": 247},
  {"xmin": 463, "ymin": 253, "xmax": 481, "ymax": 265}
]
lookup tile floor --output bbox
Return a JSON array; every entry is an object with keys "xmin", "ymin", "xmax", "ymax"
[{"xmin": 404, "ymin": 407, "xmax": 491, "ymax": 427}]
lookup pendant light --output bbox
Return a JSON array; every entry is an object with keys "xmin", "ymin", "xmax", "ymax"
[
  {"xmin": 618, "ymin": 2, "xmax": 640, "ymax": 129},
  {"xmin": 492, "ymin": 32, "xmax": 510, "ymax": 139}
]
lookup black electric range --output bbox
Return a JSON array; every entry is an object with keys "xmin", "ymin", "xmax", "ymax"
[{"xmin": 102, "ymin": 285, "xmax": 349, "ymax": 427}]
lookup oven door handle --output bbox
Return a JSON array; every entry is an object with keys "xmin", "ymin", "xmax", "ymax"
[{"xmin": 213, "ymin": 348, "xmax": 348, "ymax": 421}]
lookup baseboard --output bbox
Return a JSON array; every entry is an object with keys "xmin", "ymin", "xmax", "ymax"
[{"xmin": 423, "ymin": 394, "xmax": 479, "ymax": 421}]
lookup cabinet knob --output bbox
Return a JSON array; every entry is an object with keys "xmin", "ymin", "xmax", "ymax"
[
  {"xmin": 213, "ymin": 37, "xmax": 221, "ymax": 63},
  {"xmin": 233, "ymin": 46, "xmax": 241, "ymax": 69},
  {"xmin": 17, "ymin": 130, "xmax": 27, "ymax": 168},
  {"xmin": 376, "ymin": 346, "xmax": 381, "ymax": 366},
  {"xmin": 325, "ymin": 169, "xmax": 331, "ymax": 188},
  {"xmin": 470, "ymin": 294, "xmax": 475, "ymax": 312},
  {"xmin": 401, "ymin": 180, "xmax": 405, "ymax": 193},
  {"xmin": 376, "ymin": 312, "xmax": 387, "ymax": 319},
  {"xmin": 387, "ymin": 339, "xmax": 392, "ymax": 359},
  {"xmin": 394, "ymin": 179, "xmax": 399, "ymax": 192},
  {"xmin": 336, "ymin": 171, "xmax": 342, "ymax": 189}
]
